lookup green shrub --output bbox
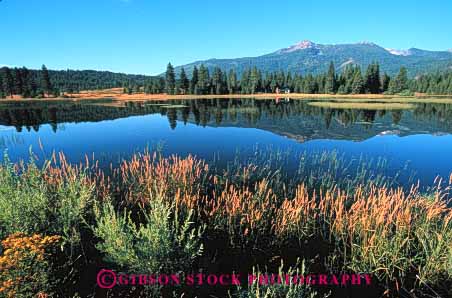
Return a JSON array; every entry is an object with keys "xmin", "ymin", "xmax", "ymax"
[
  {"xmin": 93, "ymin": 197, "xmax": 204, "ymax": 273},
  {"xmin": 0, "ymin": 159, "xmax": 50, "ymax": 240},
  {"xmin": 0, "ymin": 155, "xmax": 94, "ymax": 250}
]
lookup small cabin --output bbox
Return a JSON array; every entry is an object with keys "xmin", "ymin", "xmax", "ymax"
[{"xmin": 275, "ymin": 87, "xmax": 291, "ymax": 94}]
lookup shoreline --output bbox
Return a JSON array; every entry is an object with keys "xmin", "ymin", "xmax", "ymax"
[{"xmin": 2, "ymin": 88, "xmax": 452, "ymax": 104}]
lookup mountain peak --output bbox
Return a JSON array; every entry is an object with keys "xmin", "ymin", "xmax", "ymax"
[
  {"xmin": 356, "ymin": 41, "xmax": 377, "ymax": 46},
  {"xmin": 173, "ymin": 41, "xmax": 452, "ymax": 78},
  {"xmin": 278, "ymin": 40, "xmax": 316, "ymax": 53}
]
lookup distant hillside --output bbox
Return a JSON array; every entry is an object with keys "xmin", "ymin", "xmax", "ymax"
[
  {"xmin": 44, "ymin": 69, "xmax": 155, "ymax": 92},
  {"xmin": 173, "ymin": 41, "xmax": 452, "ymax": 77},
  {"xmin": 0, "ymin": 67, "xmax": 156, "ymax": 93}
]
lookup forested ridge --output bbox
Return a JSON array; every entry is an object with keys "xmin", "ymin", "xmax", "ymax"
[
  {"xmin": 157, "ymin": 62, "xmax": 452, "ymax": 96},
  {"xmin": 1, "ymin": 62, "xmax": 452, "ymax": 99},
  {"xmin": 172, "ymin": 41, "xmax": 452, "ymax": 78},
  {"xmin": 0, "ymin": 65, "xmax": 154, "ymax": 98}
]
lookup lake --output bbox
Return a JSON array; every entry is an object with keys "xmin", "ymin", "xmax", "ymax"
[{"xmin": 1, "ymin": 98, "xmax": 452, "ymax": 188}]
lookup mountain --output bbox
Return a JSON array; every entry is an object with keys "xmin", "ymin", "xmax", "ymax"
[{"xmin": 173, "ymin": 41, "xmax": 452, "ymax": 77}]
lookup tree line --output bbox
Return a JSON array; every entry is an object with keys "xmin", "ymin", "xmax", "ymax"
[
  {"xmin": 0, "ymin": 65, "xmax": 154, "ymax": 99},
  {"xmin": 158, "ymin": 62, "xmax": 452, "ymax": 96},
  {"xmin": 2, "ymin": 62, "xmax": 452, "ymax": 99},
  {"xmin": 0, "ymin": 65, "xmax": 51, "ymax": 98}
]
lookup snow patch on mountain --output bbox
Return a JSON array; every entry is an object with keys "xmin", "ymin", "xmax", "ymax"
[
  {"xmin": 278, "ymin": 40, "xmax": 316, "ymax": 53},
  {"xmin": 340, "ymin": 58, "xmax": 355, "ymax": 68},
  {"xmin": 385, "ymin": 48, "xmax": 411, "ymax": 56}
]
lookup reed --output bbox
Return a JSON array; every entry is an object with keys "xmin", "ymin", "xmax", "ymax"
[{"xmin": 0, "ymin": 150, "xmax": 451, "ymax": 297}]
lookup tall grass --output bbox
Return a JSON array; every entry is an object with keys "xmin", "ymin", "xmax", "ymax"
[
  {"xmin": 0, "ymin": 150, "xmax": 451, "ymax": 297},
  {"xmin": 232, "ymin": 260, "xmax": 325, "ymax": 298}
]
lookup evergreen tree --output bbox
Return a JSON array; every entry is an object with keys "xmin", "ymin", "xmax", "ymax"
[
  {"xmin": 351, "ymin": 69, "xmax": 364, "ymax": 94},
  {"xmin": 324, "ymin": 62, "xmax": 336, "ymax": 94},
  {"xmin": 13, "ymin": 68, "xmax": 23, "ymax": 95},
  {"xmin": 397, "ymin": 67, "xmax": 408, "ymax": 91},
  {"xmin": 21, "ymin": 67, "xmax": 32, "ymax": 98},
  {"xmin": 276, "ymin": 71, "xmax": 285, "ymax": 89},
  {"xmin": 0, "ymin": 74, "xmax": 4, "ymax": 98},
  {"xmin": 178, "ymin": 67, "xmax": 189, "ymax": 94},
  {"xmin": 303, "ymin": 74, "xmax": 317, "ymax": 93},
  {"xmin": 381, "ymin": 73, "xmax": 391, "ymax": 93},
  {"xmin": 241, "ymin": 69, "xmax": 251, "ymax": 94},
  {"xmin": 41, "ymin": 64, "xmax": 52, "ymax": 96},
  {"xmin": 227, "ymin": 69, "xmax": 237, "ymax": 94},
  {"xmin": 197, "ymin": 65, "xmax": 210, "ymax": 95},
  {"xmin": 190, "ymin": 66, "xmax": 199, "ymax": 94},
  {"xmin": 293, "ymin": 74, "xmax": 302, "ymax": 93},
  {"xmin": 344, "ymin": 65, "xmax": 358, "ymax": 93},
  {"xmin": 2, "ymin": 67, "xmax": 14, "ymax": 97},
  {"xmin": 263, "ymin": 72, "xmax": 272, "ymax": 92},
  {"xmin": 211, "ymin": 67, "xmax": 224, "ymax": 95},
  {"xmin": 337, "ymin": 85, "xmax": 347, "ymax": 94},
  {"xmin": 222, "ymin": 72, "xmax": 228, "ymax": 94},
  {"xmin": 364, "ymin": 62, "xmax": 381, "ymax": 93},
  {"xmin": 269, "ymin": 75, "xmax": 278, "ymax": 93},
  {"xmin": 249, "ymin": 67, "xmax": 260, "ymax": 94},
  {"xmin": 165, "ymin": 62, "xmax": 176, "ymax": 95},
  {"xmin": 388, "ymin": 67, "xmax": 408, "ymax": 94}
]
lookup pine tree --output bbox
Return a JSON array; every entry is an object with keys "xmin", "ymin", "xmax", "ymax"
[
  {"xmin": 249, "ymin": 67, "xmax": 260, "ymax": 94},
  {"xmin": 285, "ymin": 72, "xmax": 293, "ymax": 91},
  {"xmin": 276, "ymin": 71, "xmax": 285, "ymax": 89},
  {"xmin": 21, "ymin": 67, "xmax": 31, "ymax": 98},
  {"xmin": 222, "ymin": 72, "xmax": 228, "ymax": 94},
  {"xmin": 0, "ymin": 74, "xmax": 4, "ymax": 98},
  {"xmin": 351, "ymin": 69, "xmax": 364, "ymax": 94},
  {"xmin": 388, "ymin": 67, "xmax": 408, "ymax": 94},
  {"xmin": 165, "ymin": 62, "xmax": 176, "ymax": 95},
  {"xmin": 263, "ymin": 73, "xmax": 272, "ymax": 92},
  {"xmin": 41, "ymin": 64, "xmax": 52, "ymax": 96},
  {"xmin": 397, "ymin": 67, "xmax": 408, "ymax": 91},
  {"xmin": 227, "ymin": 69, "xmax": 237, "ymax": 94},
  {"xmin": 241, "ymin": 69, "xmax": 251, "ymax": 94},
  {"xmin": 197, "ymin": 65, "xmax": 210, "ymax": 95},
  {"xmin": 293, "ymin": 74, "xmax": 302, "ymax": 93},
  {"xmin": 13, "ymin": 68, "xmax": 23, "ymax": 96},
  {"xmin": 342, "ymin": 65, "xmax": 357, "ymax": 93},
  {"xmin": 269, "ymin": 75, "xmax": 277, "ymax": 93},
  {"xmin": 337, "ymin": 85, "xmax": 347, "ymax": 94},
  {"xmin": 212, "ymin": 67, "xmax": 224, "ymax": 95},
  {"xmin": 381, "ymin": 73, "xmax": 391, "ymax": 93},
  {"xmin": 2, "ymin": 67, "xmax": 14, "ymax": 97},
  {"xmin": 324, "ymin": 62, "xmax": 336, "ymax": 94},
  {"xmin": 303, "ymin": 74, "xmax": 316, "ymax": 93},
  {"xmin": 364, "ymin": 62, "xmax": 381, "ymax": 93},
  {"xmin": 178, "ymin": 67, "xmax": 189, "ymax": 94},
  {"xmin": 190, "ymin": 66, "xmax": 198, "ymax": 94}
]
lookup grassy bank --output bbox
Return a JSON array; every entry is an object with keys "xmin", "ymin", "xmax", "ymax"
[
  {"xmin": 3, "ymin": 88, "xmax": 452, "ymax": 105},
  {"xmin": 0, "ymin": 151, "xmax": 451, "ymax": 298}
]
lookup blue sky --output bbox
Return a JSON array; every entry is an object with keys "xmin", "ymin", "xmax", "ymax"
[{"xmin": 1, "ymin": 0, "xmax": 451, "ymax": 75}]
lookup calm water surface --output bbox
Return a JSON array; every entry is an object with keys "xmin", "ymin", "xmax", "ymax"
[{"xmin": 1, "ymin": 98, "xmax": 452, "ymax": 187}]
